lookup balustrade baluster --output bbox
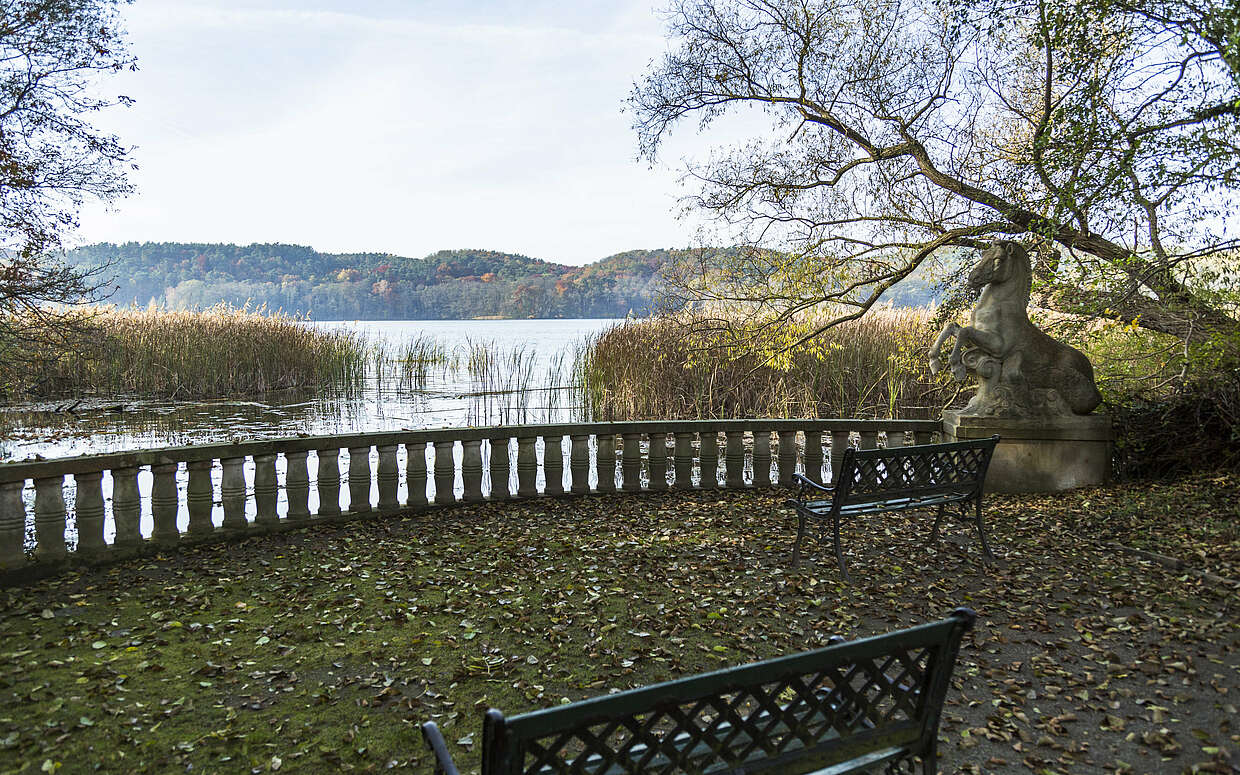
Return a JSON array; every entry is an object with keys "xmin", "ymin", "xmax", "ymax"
[
  {"xmin": 569, "ymin": 435, "xmax": 590, "ymax": 494},
  {"xmin": 254, "ymin": 454, "xmax": 279, "ymax": 526},
  {"xmin": 673, "ymin": 432, "xmax": 694, "ymax": 490},
  {"xmin": 377, "ymin": 445, "xmax": 399, "ymax": 513},
  {"xmin": 803, "ymin": 431, "xmax": 824, "ymax": 485},
  {"xmin": 830, "ymin": 430, "xmax": 851, "ymax": 484},
  {"xmin": 222, "ymin": 457, "xmax": 250, "ymax": 528},
  {"xmin": 752, "ymin": 431, "xmax": 772, "ymax": 487},
  {"xmin": 648, "ymin": 432, "xmax": 668, "ymax": 491},
  {"xmin": 725, "ymin": 431, "xmax": 745, "ymax": 488},
  {"xmin": 621, "ymin": 433, "xmax": 643, "ymax": 492},
  {"xmin": 348, "ymin": 446, "xmax": 372, "ymax": 513},
  {"xmin": 777, "ymin": 431, "xmax": 797, "ymax": 487},
  {"xmin": 885, "ymin": 429, "xmax": 907, "ymax": 448},
  {"xmin": 151, "ymin": 463, "xmax": 181, "ymax": 545},
  {"xmin": 859, "ymin": 430, "xmax": 878, "ymax": 450},
  {"xmin": 914, "ymin": 429, "xmax": 935, "ymax": 446},
  {"xmin": 596, "ymin": 433, "xmax": 617, "ymax": 492},
  {"xmin": 462, "ymin": 440, "xmax": 484, "ymax": 503},
  {"xmin": 699, "ymin": 432, "xmax": 720, "ymax": 489},
  {"xmin": 74, "ymin": 471, "xmax": 106, "ymax": 557},
  {"xmin": 406, "ymin": 442, "xmax": 429, "ymax": 508},
  {"xmin": 285, "ymin": 452, "xmax": 310, "ymax": 522},
  {"xmin": 0, "ymin": 481, "xmax": 25, "ymax": 568},
  {"xmin": 516, "ymin": 437, "xmax": 538, "ymax": 497},
  {"xmin": 34, "ymin": 476, "xmax": 67, "ymax": 561},
  {"xmin": 543, "ymin": 436, "xmax": 565, "ymax": 495},
  {"xmin": 316, "ymin": 450, "xmax": 342, "ymax": 518},
  {"xmin": 186, "ymin": 460, "xmax": 216, "ymax": 534},
  {"xmin": 112, "ymin": 467, "xmax": 142, "ymax": 548},
  {"xmin": 488, "ymin": 437, "xmax": 511, "ymax": 500},
  {"xmin": 434, "ymin": 441, "xmax": 456, "ymax": 505}
]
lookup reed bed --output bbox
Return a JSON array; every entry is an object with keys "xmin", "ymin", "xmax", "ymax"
[
  {"xmin": 461, "ymin": 339, "xmax": 541, "ymax": 425},
  {"xmin": 2, "ymin": 305, "xmax": 370, "ymax": 399},
  {"xmin": 576, "ymin": 309, "xmax": 956, "ymax": 421},
  {"xmin": 456, "ymin": 340, "xmax": 586, "ymax": 425},
  {"xmin": 371, "ymin": 334, "xmax": 453, "ymax": 392}
]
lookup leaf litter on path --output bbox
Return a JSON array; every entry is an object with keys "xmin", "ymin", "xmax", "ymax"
[{"xmin": 0, "ymin": 471, "xmax": 1236, "ymax": 773}]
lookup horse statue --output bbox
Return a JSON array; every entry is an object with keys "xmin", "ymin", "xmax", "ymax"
[{"xmin": 929, "ymin": 241, "xmax": 1102, "ymax": 418}]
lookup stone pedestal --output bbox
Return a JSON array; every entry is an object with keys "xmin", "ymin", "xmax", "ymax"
[{"xmin": 942, "ymin": 410, "xmax": 1112, "ymax": 493}]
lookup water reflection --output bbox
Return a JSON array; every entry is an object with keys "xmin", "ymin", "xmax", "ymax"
[{"xmin": 0, "ymin": 318, "xmax": 618, "ymax": 461}]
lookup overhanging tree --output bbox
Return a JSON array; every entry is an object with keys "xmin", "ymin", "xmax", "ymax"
[
  {"xmin": 630, "ymin": 0, "xmax": 1240, "ymax": 357},
  {"xmin": 0, "ymin": 0, "xmax": 135, "ymax": 388}
]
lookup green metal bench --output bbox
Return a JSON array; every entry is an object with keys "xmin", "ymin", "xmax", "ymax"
[
  {"xmin": 788, "ymin": 436, "xmax": 999, "ymax": 581},
  {"xmin": 421, "ymin": 608, "xmax": 976, "ymax": 775}
]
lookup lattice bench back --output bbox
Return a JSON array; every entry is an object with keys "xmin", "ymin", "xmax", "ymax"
[
  {"xmin": 422, "ymin": 608, "xmax": 977, "ymax": 775},
  {"xmin": 835, "ymin": 436, "xmax": 999, "ymax": 506}
]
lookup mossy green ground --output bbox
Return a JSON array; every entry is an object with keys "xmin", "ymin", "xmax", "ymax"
[{"xmin": 1, "ymin": 473, "xmax": 1237, "ymax": 774}]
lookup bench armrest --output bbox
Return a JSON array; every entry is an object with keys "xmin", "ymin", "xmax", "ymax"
[
  {"xmin": 421, "ymin": 721, "xmax": 461, "ymax": 775},
  {"xmin": 792, "ymin": 473, "xmax": 834, "ymax": 499}
]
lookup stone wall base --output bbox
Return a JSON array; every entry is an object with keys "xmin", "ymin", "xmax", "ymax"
[{"xmin": 942, "ymin": 411, "xmax": 1112, "ymax": 493}]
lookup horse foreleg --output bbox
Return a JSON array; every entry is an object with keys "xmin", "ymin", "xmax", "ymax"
[
  {"xmin": 929, "ymin": 322, "xmax": 958, "ymax": 376},
  {"xmin": 949, "ymin": 326, "xmax": 1007, "ymax": 381}
]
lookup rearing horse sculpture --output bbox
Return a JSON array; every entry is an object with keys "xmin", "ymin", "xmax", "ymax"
[{"xmin": 929, "ymin": 241, "xmax": 1102, "ymax": 418}]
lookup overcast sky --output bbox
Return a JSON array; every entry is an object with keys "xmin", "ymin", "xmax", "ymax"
[{"xmin": 75, "ymin": 0, "xmax": 700, "ymax": 265}]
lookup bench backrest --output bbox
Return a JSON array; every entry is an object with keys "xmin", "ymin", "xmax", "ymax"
[
  {"xmin": 835, "ymin": 436, "xmax": 999, "ymax": 507},
  {"xmin": 476, "ymin": 609, "xmax": 977, "ymax": 775}
]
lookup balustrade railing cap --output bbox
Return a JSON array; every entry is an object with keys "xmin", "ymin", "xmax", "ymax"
[{"xmin": 0, "ymin": 417, "xmax": 939, "ymax": 482}]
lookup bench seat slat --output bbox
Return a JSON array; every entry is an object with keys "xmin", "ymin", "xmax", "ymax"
[
  {"xmin": 794, "ymin": 491, "xmax": 972, "ymax": 517},
  {"xmin": 810, "ymin": 746, "xmax": 909, "ymax": 775}
]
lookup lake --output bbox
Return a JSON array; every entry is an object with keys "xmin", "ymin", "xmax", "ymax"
[{"xmin": 0, "ymin": 318, "xmax": 621, "ymax": 462}]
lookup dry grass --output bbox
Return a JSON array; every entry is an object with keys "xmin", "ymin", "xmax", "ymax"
[
  {"xmin": 1, "ymin": 305, "xmax": 369, "ymax": 399},
  {"xmin": 576, "ymin": 309, "xmax": 956, "ymax": 420}
]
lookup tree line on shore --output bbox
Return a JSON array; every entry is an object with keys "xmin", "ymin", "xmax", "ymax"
[{"xmin": 66, "ymin": 243, "xmax": 683, "ymax": 320}]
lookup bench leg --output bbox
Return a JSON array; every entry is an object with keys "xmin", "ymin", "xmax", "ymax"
[
  {"xmin": 973, "ymin": 500, "xmax": 995, "ymax": 561},
  {"xmin": 928, "ymin": 504, "xmax": 945, "ymax": 545},
  {"xmin": 921, "ymin": 740, "xmax": 938, "ymax": 775},
  {"xmin": 792, "ymin": 511, "xmax": 807, "ymax": 569},
  {"xmin": 832, "ymin": 513, "xmax": 851, "ymax": 583}
]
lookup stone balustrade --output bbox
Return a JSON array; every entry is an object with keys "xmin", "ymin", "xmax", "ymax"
[{"xmin": 0, "ymin": 419, "xmax": 939, "ymax": 579}]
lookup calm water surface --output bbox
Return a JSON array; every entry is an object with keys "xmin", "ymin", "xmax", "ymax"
[{"xmin": 0, "ymin": 318, "xmax": 620, "ymax": 462}]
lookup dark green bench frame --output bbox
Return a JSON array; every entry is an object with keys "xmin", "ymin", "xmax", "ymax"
[
  {"xmin": 421, "ymin": 608, "xmax": 977, "ymax": 775},
  {"xmin": 788, "ymin": 436, "xmax": 999, "ymax": 581}
]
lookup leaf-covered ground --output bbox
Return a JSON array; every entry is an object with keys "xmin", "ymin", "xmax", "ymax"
[{"xmin": 1, "ymin": 472, "xmax": 1237, "ymax": 774}]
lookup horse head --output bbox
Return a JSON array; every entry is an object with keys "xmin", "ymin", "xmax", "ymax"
[{"xmin": 968, "ymin": 241, "xmax": 1032, "ymax": 292}]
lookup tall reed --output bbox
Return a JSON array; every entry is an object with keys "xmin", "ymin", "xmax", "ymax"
[
  {"xmin": 461, "ymin": 339, "xmax": 540, "ymax": 425},
  {"xmin": 370, "ymin": 335, "xmax": 452, "ymax": 393},
  {"xmin": 576, "ymin": 309, "xmax": 955, "ymax": 421},
  {"xmin": 2, "ymin": 305, "xmax": 370, "ymax": 399}
]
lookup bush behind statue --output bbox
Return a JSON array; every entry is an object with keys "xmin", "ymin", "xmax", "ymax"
[{"xmin": 1109, "ymin": 374, "xmax": 1240, "ymax": 478}]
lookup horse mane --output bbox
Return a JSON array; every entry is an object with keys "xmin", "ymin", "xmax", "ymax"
[{"xmin": 998, "ymin": 241, "xmax": 1032, "ymax": 297}]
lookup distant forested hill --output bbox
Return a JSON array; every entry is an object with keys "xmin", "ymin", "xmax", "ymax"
[{"xmin": 66, "ymin": 243, "xmax": 671, "ymax": 319}]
